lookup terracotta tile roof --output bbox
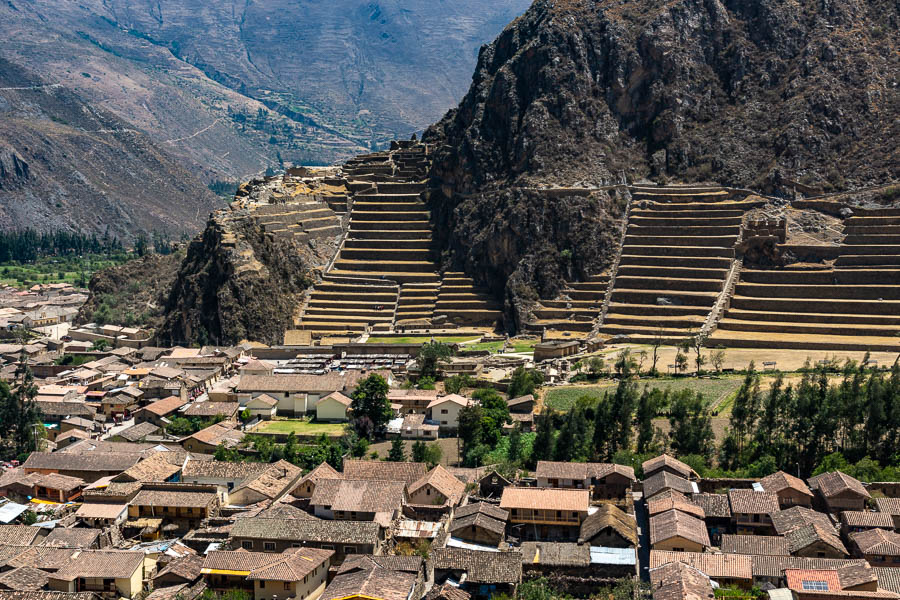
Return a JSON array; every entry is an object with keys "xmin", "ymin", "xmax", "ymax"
[
  {"xmin": 252, "ymin": 502, "xmax": 319, "ymax": 520},
  {"xmin": 431, "ymin": 548, "xmax": 522, "ymax": 584},
  {"xmin": 131, "ymin": 489, "xmax": 217, "ymax": 508},
  {"xmin": 146, "ymin": 582, "xmax": 207, "ymax": 600},
  {"xmin": 40, "ymin": 528, "xmax": 100, "ymax": 548},
  {"xmin": 409, "ymin": 465, "xmax": 466, "ymax": 505},
  {"xmin": 117, "ymin": 421, "xmax": 161, "ymax": 442},
  {"xmin": 320, "ymin": 565, "xmax": 417, "ymax": 600},
  {"xmin": 425, "ymin": 583, "xmax": 472, "ymax": 600},
  {"xmin": 650, "ymin": 550, "xmax": 752, "ymax": 581},
  {"xmin": 771, "ymin": 507, "xmax": 836, "ymax": 535},
  {"xmin": 759, "ymin": 471, "xmax": 814, "ymax": 497},
  {"xmin": 342, "ymin": 459, "xmax": 427, "ymax": 485},
  {"xmin": 644, "ymin": 471, "xmax": 696, "ymax": 499},
  {"xmin": 649, "ymin": 496, "xmax": 705, "ymax": 519},
  {"xmin": 787, "ymin": 523, "xmax": 848, "ymax": 555},
  {"xmin": 182, "ymin": 458, "xmax": 268, "ymax": 479},
  {"xmin": 841, "ymin": 511, "xmax": 895, "ymax": 530},
  {"xmin": 728, "ymin": 489, "xmax": 780, "ymax": 514},
  {"xmin": 0, "ymin": 526, "xmax": 41, "ymax": 546},
  {"xmin": 247, "ymin": 394, "xmax": 278, "ymax": 407},
  {"xmin": 721, "ymin": 534, "xmax": 790, "ymax": 556},
  {"xmin": 291, "ymin": 462, "xmax": 341, "ymax": 493},
  {"xmin": 809, "ymin": 471, "xmax": 871, "ymax": 500},
  {"xmin": 187, "ymin": 422, "xmax": 244, "ymax": 447},
  {"xmin": 230, "ymin": 516, "xmax": 381, "ymax": 545},
  {"xmin": 426, "ymin": 394, "xmax": 470, "ymax": 409},
  {"xmin": 875, "ymin": 568, "xmax": 900, "ymax": 594},
  {"xmin": 202, "ymin": 550, "xmax": 278, "ymax": 572},
  {"xmin": 450, "ymin": 511, "xmax": 508, "ymax": 537},
  {"xmin": 0, "ymin": 593, "xmax": 99, "ymax": 600},
  {"xmin": 74, "ymin": 503, "xmax": 127, "ymax": 520},
  {"xmin": 0, "ymin": 567, "xmax": 50, "ymax": 591},
  {"xmin": 315, "ymin": 391, "xmax": 352, "ymax": 407},
  {"xmin": 35, "ymin": 401, "xmax": 96, "ymax": 419},
  {"xmin": 23, "ymin": 451, "xmax": 140, "ymax": 473},
  {"xmin": 500, "ymin": 487, "xmax": 589, "ymax": 512},
  {"xmin": 311, "ymin": 478, "xmax": 406, "ymax": 513},
  {"xmin": 232, "ymin": 460, "xmax": 302, "ymax": 500},
  {"xmin": 650, "ymin": 510, "xmax": 710, "ymax": 548},
  {"xmin": 649, "ymin": 561, "xmax": 716, "ymax": 600},
  {"xmin": 6, "ymin": 546, "xmax": 80, "ymax": 571},
  {"xmin": 507, "ymin": 394, "xmax": 534, "ymax": 407},
  {"xmin": 579, "ymin": 503, "xmax": 637, "ymax": 545},
  {"xmin": 246, "ymin": 547, "xmax": 333, "ymax": 581},
  {"xmin": 874, "ymin": 498, "xmax": 900, "ymax": 516},
  {"xmin": 153, "ymin": 554, "xmax": 204, "ymax": 583},
  {"xmin": 750, "ymin": 556, "xmax": 867, "ymax": 579},
  {"xmin": 455, "ymin": 502, "xmax": 509, "ymax": 522},
  {"xmin": 643, "ymin": 454, "xmax": 696, "ymax": 479},
  {"xmin": 184, "ymin": 401, "xmax": 239, "ymax": 418},
  {"xmin": 692, "ymin": 493, "xmax": 732, "ymax": 518},
  {"xmin": 850, "ymin": 529, "xmax": 900, "ymax": 556},
  {"xmin": 51, "ymin": 550, "xmax": 144, "ymax": 581},
  {"xmin": 142, "ymin": 395, "xmax": 188, "ymax": 416},
  {"xmin": 116, "ymin": 453, "xmax": 182, "ymax": 483},
  {"xmin": 536, "ymin": 461, "xmax": 636, "ymax": 482},
  {"xmin": 785, "ymin": 568, "xmax": 843, "ymax": 592},
  {"xmin": 838, "ymin": 563, "xmax": 880, "ymax": 590}
]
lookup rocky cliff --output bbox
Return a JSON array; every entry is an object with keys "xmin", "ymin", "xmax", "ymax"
[{"xmin": 425, "ymin": 0, "xmax": 898, "ymax": 322}]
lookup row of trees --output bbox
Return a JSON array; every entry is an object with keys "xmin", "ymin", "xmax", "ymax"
[{"xmin": 0, "ymin": 228, "xmax": 124, "ymax": 262}]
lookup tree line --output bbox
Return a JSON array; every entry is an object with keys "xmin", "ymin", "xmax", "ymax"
[{"xmin": 0, "ymin": 228, "xmax": 123, "ymax": 262}]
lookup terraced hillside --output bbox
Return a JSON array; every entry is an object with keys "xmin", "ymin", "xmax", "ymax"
[
  {"xmin": 709, "ymin": 207, "xmax": 900, "ymax": 352},
  {"xmin": 296, "ymin": 143, "xmax": 501, "ymax": 338},
  {"xmin": 525, "ymin": 274, "xmax": 610, "ymax": 337}
]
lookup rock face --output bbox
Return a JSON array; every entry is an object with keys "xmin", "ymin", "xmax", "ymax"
[
  {"xmin": 425, "ymin": 0, "xmax": 899, "ymax": 324},
  {"xmin": 0, "ymin": 57, "xmax": 219, "ymax": 239}
]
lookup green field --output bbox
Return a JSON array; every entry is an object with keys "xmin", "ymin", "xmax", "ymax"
[
  {"xmin": 0, "ymin": 254, "xmax": 131, "ymax": 289},
  {"xmin": 543, "ymin": 377, "xmax": 744, "ymax": 412},
  {"xmin": 366, "ymin": 336, "xmax": 480, "ymax": 345},
  {"xmin": 468, "ymin": 341, "xmax": 504, "ymax": 353},
  {"xmin": 253, "ymin": 419, "xmax": 346, "ymax": 437}
]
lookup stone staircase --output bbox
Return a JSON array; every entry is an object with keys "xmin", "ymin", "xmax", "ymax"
[
  {"xmin": 709, "ymin": 208, "xmax": 900, "ymax": 351},
  {"xmin": 596, "ymin": 188, "xmax": 752, "ymax": 343},
  {"xmin": 252, "ymin": 200, "xmax": 342, "ymax": 245},
  {"xmin": 434, "ymin": 272, "xmax": 503, "ymax": 327},
  {"xmin": 526, "ymin": 274, "xmax": 610, "ymax": 335}
]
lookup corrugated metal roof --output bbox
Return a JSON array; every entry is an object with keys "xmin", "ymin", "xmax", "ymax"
[{"xmin": 590, "ymin": 546, "xmax": 636, "ymax": 566}]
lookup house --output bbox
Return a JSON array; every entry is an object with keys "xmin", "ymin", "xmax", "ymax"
[
  {"xmin": 236, "ymin": 371, "xmax": 389, "ymax": 417},
  {"xmin": 55, "ymin": 429, "xmax": 92, "ymax": 450},
  {"xmin": 183, "ymin": 401, "xmax": 240, "ymax": 420},
  {"xmin": 850, "ymin": 529, "xmax": 900, "ymax": 567},
  {"xmin": 0, "ymin": 566, "xmax": 51, "ymax": 592},
  {"xmin": 181, "ymin": 460, "xmax": 270, "ymax": 499},
  {"xmin": 342, "ymin": 459, "xmax": 427, "ymax": 486},
  {"xmin": 728, "ymin": 489, "xmax": 780, "ymax": 534},
  {"xmin": 387, "ymin": 389, "xmax": 439, "ymax": 415},
  {"xmin": 649, "ymin": 561, "xmax": 716, "ymax": 600},
  {"xmin": 722, "ymin": 534, "xmax": 790, "ymax": 556},
  {"xmin": 771, "ymin": 506, "xmax": 838, "ymax": 537},
  {"xmin": 643, "ymin": 454, "xmax": 699, "ymax": 481},
  {"xmin": 651, "ymin": 552, "xmax": 755, "ymax": 590},
  {"xmin": 0, "ymin": 469, "xmax": 84, "ymax": 502},
  {"xmin": 649, "ymin": 509, "xmax": 711, "ymax": 552},
  {"xmin": 239, "ymin": 359, "xmax": 275, "ymax": 376},
  {"xmin": 201, "ymin": 548, "xmax": 332, "ymax": 600},
  {"xmin": 426, "ymin": 394, "xmax": 471, "ymax": 430},
  {"xmin": 478, "ymin": 470, "xmax": 512, "ymax": 499},
  {"xmin": 692, "ymin": 493, "xmax": 732, "ymax": 544},
  {"xmin": 127, "ymin": 487, "xmax": 219, "ymax": 532},
  {"xmin": 226, "ymin": 460, "xmax": 302, "ymax": 506},
  {"xmin": 841, "ymin": 511, "xmax": 896, "ymax": 536},
  {"xmin": 22, "ymin": 451, "xmax": 140, "ymax": 483},
  {"xmin": 113, "ymin": 453, "xmax": 183, "ymax": 484},
  {"xmin": 786, "ymin": 523, "xmax": 849, "ymax": 558},
  {"xmin": 407, "ymin": 465, "xmax": 466, "ymax": 509},
  {"xmin": 749, "ymin": 555, "xmax": 871, "ymax": 588},
  {"xmin": 648, "ymin": 494, "xmax": 706, "ymax": 521},
  {"xmin": 758, "ymin": 471, "xmax": 815, "ymax": 508},
  {"xmin": 41, "ymin": 528, "xmax": 102, "ymax": 549},
  {"xmin": 229, "ymin": 517, "xmax": 384, "ymax": 559},
  {"xmin": 115, "ymin": 421, "xmax": 161, "ymax": 443},
  {"xmin": 809, "ymin": 471, "xmax": 871, "ymax": 513},
  {"xmin": 153, "ymin": 554, "xmax": 204, "ymax": 588},
  {"xmin": 0, "ymin": 524, "xmax": 44, "ymax": 546},
  {"xmin": 46, "ymin": 550, "xmax": 147, "ymax": 599},
  {"xmin": 500, "ymin": 487, "xmax": 589, "ymax": 541},
  {"xmin": 578, "ymin": 504, "xmax": 637, "ymax": 548},
  {"xmin": 534, "ymin": 462, "xmax": 635, "ymax": 499},
  {"xmin": 182, "ymin": 422, "xmax": 244, "ymax": 454},
  {"xmin": 134, "ymin": 396, "xmax": 189, "ymax": 428},
  {"xmin": 290, "ymin": 462, "xmax": 342, "ymax": 499},
  {"xmin": 320, "ymin": 554, "xmax": 422, "ymax": 600},
  {"xmin": 449, "ymin": 502, "xmax": 509, "ymax": 547},
  {"xmin": 506, "ymin": 394, "xmax": 534, "ymax": 414},
  {"xmin": 75, "ymin": 502, "xmax": 128, "ymax": 528},
  {"xmin": 101, "ymin": 386, "xmax": 143, "ymax": 418},
  {"xmin": 315, "ymin": 392, "xmax": 352, "ymax": 422},
  {"xmin": 783, "ymin": 566, "xmax": 885, "ymax": 600},
  {"xmin": 244, "ymin": 394, "xmax": 278, "ymax": 420},
  {"xmin": 398, "ymin": 414, "xmax": 439, "ymax": 440},
  {"xmin": 309, "ymin": 478, "xmax": 407, "ymax": 525},
  {"xmin": 643, "ymin": 471, "xmax": 697, "ymax": 500},
  {"xmin": 431, "ymin": 548, "xmax": 521, "ymax": 598}
]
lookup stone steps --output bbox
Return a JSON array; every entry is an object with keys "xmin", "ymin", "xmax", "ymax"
[
  {"xmin": 327, "ymin": 269, "xmax": 440, "ymax": 284},
  {"xmin": 624, "ymin": 245, "xmax": 735, "ymax": 258},
  {"xmin": 526, "ymin": 319, "xmax": 595, "ymax": 332},
  {"xmin": 835, "ymin": 254, "xmax": 900, "ymax": 267},
  {"xmin": 352, "ymin": 201, "xmax": 427, "ymax": 211},
  {"xmin": 352, "ymin": 211, "xmax": 430, "ymax": 221},
  {"xmin": 344, "ymin": 239, "xmax": 431, "ymax": 250},
  {"xmin": 332, "ymin": 259, "xmax": 437, "ymax": 274},
  {"xmin": 351, "ymin": 220, "xmax": 431, "ymax": 230},
  {"xmin": 348, "ymin": 229, "xmax": 433, "ymax": 240}
]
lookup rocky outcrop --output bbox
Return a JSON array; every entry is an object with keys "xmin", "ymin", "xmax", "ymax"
[{"xmin": 424, "ymin": 0, "xmax": 899, "ymax": 326}]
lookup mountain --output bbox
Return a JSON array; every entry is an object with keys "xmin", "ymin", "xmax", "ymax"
[
  {"xmin": 0, "ymin": 0, "xmax": 531, "ymax": 180},
  {"xmin": 425, "ymin": 0, "xmax": 899, "ymax": 324},
  {"xmin": 0, "ymin": 57, "xmax": 219, "ymax": 239}
]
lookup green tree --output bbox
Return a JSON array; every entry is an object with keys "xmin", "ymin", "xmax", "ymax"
[
  {"xmin": 349, "ymin": 374, "xmax": 391, "ymax": 438},
  {"xmin": 444, "ymin": 374, "xmax": 473, "ymax": 395},
  {"xmin": 530, "ymin": 409, "xmax": 555, "ymax": 467},
  {"xmin": 418, "ymin": 341, "xmax": 453, "ymax": 379},
  {"xmin": 457, "ymin": 404, "xmax": 485, "ymax": 466},
  {"xmin": 423, "ymin": 443, "xmax": 442, "ymax": 468},
  {"xmin": 668, "ymin": 390, "xmax": 714, "ymax": 456},
  {"xmin": 388, "ymin": 437, "xmax": 407, "ymax": 462},
  {"xmin": 412, "ymin": 440, "xmax": 427, "ymax": 463},
  {"xmin": 508, "ymin": 367, "xmax": 544, "ymax": 398},
  {"xmin": 508, "ymin": 426, "xmax": 523, "ymax": 464},
  {"xmin": 474, "ymin": 388, "xmax": 510, "ymax": 447}
]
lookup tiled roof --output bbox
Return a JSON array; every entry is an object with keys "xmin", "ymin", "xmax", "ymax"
[
  {"xmin": 0, "ymin": 526, "xmax": 41, "ymax": 546},
  {"xmin": 841, "ymin": 511, "xmax": 896, "ymax": 529},
  {"xmin": 644, "ymin": 471, "xmax": 695, "ymax": 499},
  {"xmin": 409, "ymin": 465, "xmax": 466, "ymax": 505},
  {"xmin": 320, "ymin": 565, "xmax": 417, "ymax": 600},
  {"xmin": 187, "ymin": 422, "xmax": 244, "ymax": 447},
  {"xmin": 182, "ymin": 459, "xmax": 268, "ymax": 479},
  {"xmin": 450, "ymin": 511, "xmax": 508, "ymax": 537},
  {"xmin": 874, "ymin": 498, "xmax": 900, "ymax": 516},
  {"xmin": 649, "ymin": 561, "xmax": 716, "ymax": 600},
  {"xmin": 431, "ymin": 548, "xmax": 522, "ymax": 584},
  {"xmin": 75, "ymin": 503, "xmax": 128, "ymax": 520},
  {"xmin": 311, "ymin": 478, "xmax": 406, "ymax": 513},
  {"xmin": 40, "ymin": 528, "xmax": 100, "ymax": 548},
  {"xmin": 650, "ymin": 550, "xmax": 753, "ymax": 581},
  {"xmin": 500, "ymin": 487, "xmax": 589, "ymax": 512},
  {"xmin": 23, "ymin": 451, "xmax": 140, "ymax": 473},
  {"xmin": 809, "ymin": 471, "xmax": 871, "ymax": 500},
  {"xmin": 535, "ymin": 461, "xmax": 636, "ymax": 482},
  {"xmin": 750, "ymin": 556, "xmax": 867, "ymax": 579},
  {"xmin": 721, "ymin": 534, "xmax": 790, "ymax": 556},
  {"xmin": 875, "ymin": 568, "xmax": 900, "ymax": 594},
  {"xmin": 728, "ymin": 489, "xmax": 780, "ymax": 514},
  {"xmin": 0, "ymin": 593, "xmax": 98, "ymax": 600},
  {"xmin": 850, "ymin": 529, "xmax": 900, "ymax": 556},
  {"xmin": 507, "ymin": 394, "xmax": 534, "ymax": 407},
  {"xmin": 786, "ymin": 523, "xmax": 848, "ymax": 555},
  {"xmin": 650, "ymin": 510, "xmax": 710, "ymax": 548},
  {"xmin": 771, "ymin": 506, "xmax": 836, "ymax": 535},
  {"xmin": 51, "ymin": 550, "xmax": 144, "ymax": 581},
  {"xmin": 425, "ymin": 583, "xmax": 472, "ymax": 600},
  {"xmin": 247, "ymin": 394, "xmax": 278, "ymax": 407},
  {"xmin": 116, "ymin": 453, "xmax": 182, "ymax": 483},
  {"xmin": 520, "ymin": 541, "xmax": 590, "ymax": 567},
  {"xmin": 315, "ymin": 391, "xmax": 352, "ymax": 407},
  {"xmin": 455, "ymin": 502, "xmax": 508, "ymax": 522},
  {"xmin": 184, "ymin": 401, "xmax": 239, "ymax": 418},
  {"xmin": 343, "ymin": 459, "xmax": 427, "ymax": 485},
  {"xmin": 759, "ymin": 471, "xmax": 814, "ymax": 497},
  {"xmin": 648, "ymin": 495, "xmax": 705, "ymax": 519},
  {"xmin": 426, "ymin": 394, "xmax": 470, "ymax": 409},
  {"xmin": 579, "ymin": 504, "xmax": 637, "ymax": 545},
  {"xmin": 838, "ymin": 563, "xmax": 880, "ymax": 590},
  {"xmin": 146, "ymin": 582, "xmax": 207, "ymax": 600},
  {"xmin": 232, "ymin": 460, "xmax": 302, "ymax": 500},
  {"xmin": 131, "ymin": 489, "xmax": 217, "ymax": 508},
  {"xmin": 237, "ymin": 372, "xmax": 377, "ymax": 393},
  {"xmin": 230, "ymin": 516, "xmax": 381, "ymax": 544},
  {"xmin": 6, "ymin": 546, "xmax": 80, "ymax": 571},
  {"xmin": 643, "ymin": 454, "xmax": 696, "ymax": 479},
  {"xmin": 291, "ymin": 462, "xmax": 341, "ymax": 494},
  {"xmin": 142, "ymin": 395, "xmax": 188, "ymax": 416},
  {"xmin": 785, "ymin": 568, "xmax": 842, "ymax": 592},
  {"xmin": 243, "ymin": 548, "xmax": 333, "ymax": 581},
  {"xmin": 34, "ymin": 401, "xmax": 95, "ymax": 418},
  {"xmin": 116, "ymin": 421, "xmax": 160, "ymax": 442},
  {"xmin": 0, "ymin": 567, "xmax": 50, "ymax": 591},
  {"xmin": 338, "ymin": 554, "xmax": 422, "ymax": 575},
  {"xmin": 153, "ymin": 554, "xmax": 204, "ymax": 583}
]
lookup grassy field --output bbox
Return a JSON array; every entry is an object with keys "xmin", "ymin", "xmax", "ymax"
[
  {"xmin": 366, "ymin": 336, "xmax": 480, "ymax": 345},
  {"xmin": 543, "ymin": 377, "xmax": 744, "ymax": 413},
  {"xmin": 253, "ymin": 419, "xmax": 346, "ymax": 437},
  {"xmin": 0, "ymin": 254, "xmax": 132, "ymax": 288},
  {"xmin": 468, "ymin": 341, "xmax": 504, "ymax": 353}
]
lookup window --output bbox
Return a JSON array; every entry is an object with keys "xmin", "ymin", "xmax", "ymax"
[
  {"xmin": 284, "ymin": 583, "xmax": 291, "ymax": 590},
  {"xmin": 753, "ymin": 514, "xmax": 760, "ymax": 522},
  {"xmin": 556, "ymin": 510, "xmax": 561, "ymax": 518},
  {"xmin": 264, "ymin": 542, "xmax": 276, "ymax": 551},
  {"xmin": 259, "ymin": 581, "xmax": 265, "ymax": 589},
  {"xmin": 802, "ymin": 581, "xmax": 829, "ymax": 591},
  {"xmin": 344, "ymin": 546, "xmax": 354, "ymax": 554},
  {"xmin": 322, "ymin": 544, "xmax": 334, "ymax": 550},
  {"xmin": 441, "ymin": 409, "xmax": 448, "ymax": 414},
  {"xmin": 426, "ymin": 489, "xmax": 431, "ymax": 496},
  {"xmin": 242, "ymin": 541, "xmax": 254, "ymax": 550},
  {"xmin": 291, "ymin": 543, "xmax": 301, "ymax": 548}
]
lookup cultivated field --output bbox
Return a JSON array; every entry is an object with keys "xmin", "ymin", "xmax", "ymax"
[{"xmin": 543, "ymin": 377, "xmax": 744, "ymax": 413}]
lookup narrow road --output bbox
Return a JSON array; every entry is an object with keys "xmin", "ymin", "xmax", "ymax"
[{"xmin": 634, "ymin": 490, "xmax": 651, "ymax": 582}]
